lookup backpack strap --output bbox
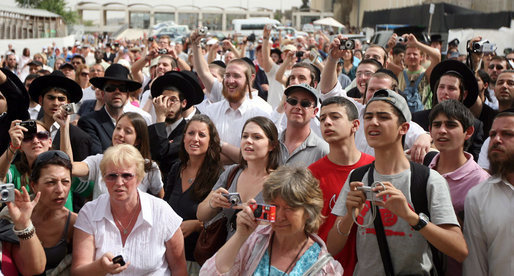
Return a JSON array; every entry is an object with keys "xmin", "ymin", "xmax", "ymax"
[
  {"xmin": 414, "ymin": 72, "xmax": 426, "ymax": 88},
  {"xmin": 349, "ymin": 163, "xmax": 372, "ymax": 183}
]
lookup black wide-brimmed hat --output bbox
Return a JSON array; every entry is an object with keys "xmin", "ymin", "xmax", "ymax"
[
  {"xmin": 430, "ymin": 60, "xmax": 478, "ymax": 108},
  {"xmin": 0, "ymin": 68, "xmax": 30, "ymax": 108},
  {"xmin": 90, "ymin": 64, "xmax": 141, "ymax": 92},
  {"xmin": 151, "ymin": 71, "xmax": 204, "ymax": 109},
  {"xmin": 29, "ymin": 70, "xmax": 83, "ymax": 103}
]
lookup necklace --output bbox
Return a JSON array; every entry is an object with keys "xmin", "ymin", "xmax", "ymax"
[
  {"xmin": 113, "ymin": 196, "xmax": 140, "ymax": 235},
  {"xmin": 187, "ymin": 178, "xmax": 194, "ymax": 184},
  {"xmin": 268, "ymin": 232, "xmax": 309, "ymax": 276}
]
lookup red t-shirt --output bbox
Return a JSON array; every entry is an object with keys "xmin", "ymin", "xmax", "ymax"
[{"xmin": 309, "ymin": 152, "xmax": 374, "ymax": 275}]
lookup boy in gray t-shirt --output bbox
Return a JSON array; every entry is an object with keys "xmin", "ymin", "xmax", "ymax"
[{"xmin": 326, "ymin": 89, "xmax": 468, "ymax": 276}]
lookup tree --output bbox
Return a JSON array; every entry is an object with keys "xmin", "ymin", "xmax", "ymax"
[{"xmin": 16, "ymin": 0, "xmax": 77, "ymax": 24}]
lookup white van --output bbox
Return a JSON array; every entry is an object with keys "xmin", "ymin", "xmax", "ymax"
[{"xmin": 232, "ymin": 17, "xmax": 281, "ymax": 37}]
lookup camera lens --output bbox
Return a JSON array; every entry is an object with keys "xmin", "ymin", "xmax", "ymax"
[
  {"xmin": 473, "ymin": 42, "xmax": 481, "ymax": 50},
  {"xmin": 345, "ymin": 40, "xmax": 355, "ymax": 50},
  {"xmin": 1, "ymin": 190, "xmax": 8, "ymax": 200},
  {"xmin": 253, "ymin": 205, "xmax": 262, "ymax": 217}
]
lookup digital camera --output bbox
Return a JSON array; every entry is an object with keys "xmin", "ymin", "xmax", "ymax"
[
  {"xmin": 396, "ymin": 37, "xmax": 406, "ymax": 43},
  {"xmin": 17, "ymin": 120, "xmax": 36, "ymax": 134},
  {"xmin": 158, "ymin": 48, "xmax": 168, "ymax": 54},
  {"xmin": 265, "ymin": 24, "xmax": 278, "ymax": 31},
  {"xmin": 0, "ymin": 184, "xmax": 15, "ymax": 203},
  {"xmin": 250, "ymin": 203, "xmax": 276, "ymax": 222},
  {"xmin": 357, "ymin": 182, "xmax": 384, "ymax": 203},
  {"xmin": 472, "ymin": 40, "xmax": 496, "ymax": 53},
  {"xmin": 198, "ymin": 26, "xmax": 208, "ymax": 36},
  {"xmin": 339, "ymin": 39, "xmax": 355, "ymax": 50},
  {"xmin": 62, "ymin": 103, "xmax": 78, "ymax": 114},
  {"xmin": 222, "ymin": 193, "xmax": 242, "ymax": 207}
]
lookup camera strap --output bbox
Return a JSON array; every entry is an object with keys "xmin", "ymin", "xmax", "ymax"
[{"xmin": 366, "ymin": 163, "xmax": 395, "ymax": 276}]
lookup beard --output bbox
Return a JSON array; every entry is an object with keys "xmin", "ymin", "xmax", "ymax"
[
  {"xmin": 165, "ymin": 106, "xmax": 183, "ymax": 125},
  {"xmin": 488, "ymin": 144, "xmax": 514, "ymax": 178},
  {"xmin": 222, "ymin": 85, "xmax": 247, "ymax": 103}
]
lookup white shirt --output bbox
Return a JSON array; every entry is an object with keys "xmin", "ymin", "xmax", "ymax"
[
  {"xmin": 477, "ymin": 137, "xmax": 491, "ymax": 170},
  {"xmin": 265, "ymin": 63, "xmax": 289, "ymax": 109},
  {"xmin": 165, "ymin": 118, "xmax": 184, "ymax": 138},
  {"xmin": 49, "ymin": 121, "xmax": 60, "ymax": 141},
  {"xmin": 203, "ymin": 96, "xmax": 272, "ymax": 147},
  {"xmin": 28, "ymin": 104, "xmax": 41, "ymax": 120},
  {"xmin": 75, "ymin": 190, "xmax": 182, "ymax": 276},
  {"xmin": 81, "ymin": 86, "xmax": 96, "ymax": 102},
  {"xmin": 123, "ymin": 102, "xmax": 153, "ymax": 125},
  {"xmin": 463, "ymin": 176, "xmax": 514, "ymax": 276}
]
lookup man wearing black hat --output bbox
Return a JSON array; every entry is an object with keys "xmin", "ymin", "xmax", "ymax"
[
  {"xmin": 78, "ymin": 64, "xmax": 143, "ymax": 154},
  {"xmin": 148, "ymin": 71, "xmax": 204, "ymax": 177},
  {"xmin": 27, "ymin": 61, "xmax": 43, "ymax": 76},
  {"xmin": 59, "ymin": 63, "xmax": 76, "ymax": 80},
  {"xmin": 29, "ymin": 71, "xmax": 92, "ymax": 161}
]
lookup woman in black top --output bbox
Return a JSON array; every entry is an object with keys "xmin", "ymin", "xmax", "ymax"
[{"xmin": 164, "ymin": 114, "xmax": 223, "ymax": 272}]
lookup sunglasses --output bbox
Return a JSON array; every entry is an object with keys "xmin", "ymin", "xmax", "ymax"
[
  {"xmin": 103, "ymin": 84, "xmax": 130, "ymax": 93},
  {"xmin": 104, "ymin": 172, "xmax": 136, "ymax": 183},
  {"xmin": 22, "ymin": 131, "xmax": 50, "ymax": 143},
  {"xmin": 80, "ymin": 72, "xmax": 90, "ymax": 77},
  {"xmin": 33, "ymin": 150, "xmax": 70, "ymax": 168},
  {"xmin": 488, "ymin": 64, "xmax": 504, "ymax": 70},
  {"xmin": 286, "ymin": 98, "xmax": 313, "ymax": 108}
]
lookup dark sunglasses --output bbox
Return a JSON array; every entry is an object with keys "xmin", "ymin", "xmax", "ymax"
[
  {"xmin": 80, "ymin": 72, "xmax": 90, "ymax": 77},
  {"xmin": 286, "ymin": 98, "xmax": 313, "ymax": 108},
  {"xmin": 33, "ymin": 150, "xmax": 70, "ymax": 168},
  {"xmin": 104, "ymin": 172, "xmax": 136, "ymax": 183},
  {"xmin": 22, "ymin": 131, "xmax": 50, "ymax": 143},
  {"xmin": 488, "ymin": 64, "xmax": 504, "ymax": 70},
  {"xmin": 103, "ymin": 84, "xmax": 130, "ymax": 93}
]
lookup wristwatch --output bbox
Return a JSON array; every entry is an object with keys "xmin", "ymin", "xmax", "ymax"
[{"xmin": 412, "ymin": 213, "xmax": 429, "ymax": 231}]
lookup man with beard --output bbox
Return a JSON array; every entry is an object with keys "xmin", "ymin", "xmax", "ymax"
[
  {"xmin": 484, "ymin": 56, "xmax": 510, "ymax": 110},
  {"xmin": 148, "ymin": 71, "xmax": 204, "ymax": 177},
  {"xmin": 463, "ymin": 110, "xmax": 514, "ymax": 275}
]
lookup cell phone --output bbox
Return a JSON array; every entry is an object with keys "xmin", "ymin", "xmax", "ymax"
[
  {"xmin": 250, "ymin": 203, "xmax": 276, "ymax": 222},
  {"xmin": 222, "ymin": 193, "xmax": 242, "ymax": 207},
  {"xmin": 112, "ymin": 255, "xmax": 126, "ymax": 266},
  {"xmin": 17, "ymin": 121, "xmax": 36, "ymax": 134}
]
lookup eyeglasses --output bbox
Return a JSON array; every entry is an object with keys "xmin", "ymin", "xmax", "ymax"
[
  {"xmin": 104, "ymin": 172, "xmax": 136, "ymax": 183},
  {"xmin": 356, "ymin": 71, "xmax": 374, "ymax": 78},
  {"xmin": 286, "ymin": 98, "xmax": 313, "ymax": 108},
  {"xmin": 488, "ymin": 64, "xmax": 504, "ymax": 70},
  {"xmin": 33, "ymin": 150, "xmax": 70, "ymax": 168},
  {"xmin": 22, "ymin": 131, "xmax": 50, "ymax": 143},
  {"xmin": 103, "ymin": 84, "xmax": 130, "ymax": 93}
]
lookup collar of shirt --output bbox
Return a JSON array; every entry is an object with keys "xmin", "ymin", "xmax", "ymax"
[
  {"xmin": 429, "ymin": 152, "xmax": 477, "ymax": 181},
  {"xmin": 166, "ymin": 118, "xmax": 184, "ymax": 137},
  {"xmin": 489, "ymin": 176, "xmax": 514, "ymax": 192},
  {"xmin": 104, "ymin": 106, "xmax": 117, "ymax": 125},
  {"xmin": 222, "ymin": 98, "xmax": 249, "ymax": 116},
  {"xmin": 49, "ymin": 121, "xmax": 60, "ymax": 140},
  {"xmin": 183, "ymin": 107, "xmax": 196, "ymax": 121},
  {"xmin": 92, "ymin": 190, "xmax": 154, "ymax": 228}
]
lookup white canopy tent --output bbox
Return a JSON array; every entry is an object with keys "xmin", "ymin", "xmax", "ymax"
[{"xmin": 313, "ymin": 17, "xmax": 345, "ymax": 29}]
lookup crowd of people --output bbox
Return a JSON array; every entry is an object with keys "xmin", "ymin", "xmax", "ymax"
[{"xmin": 0, "ymin": 25, "xmax": 512, "ymax": 275}]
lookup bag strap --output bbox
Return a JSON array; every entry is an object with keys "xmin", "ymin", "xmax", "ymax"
[
  {"xmin": 225, "ymin": 165, "xmax": 240, "ymax": 191},
  {"xmin": 366, "ymin": 163, "xmax": 395, "ymax": 276},
  {"xmin": 349, "ymin": 163, "xmax": 372, "ymax": 183},
  {"xmin": 302, "ymin": 253, "xmax": 334, "ymax": 276},
  {"xmin": 414, "ymin": 72, "xmax": 425, "ymax": 87}
]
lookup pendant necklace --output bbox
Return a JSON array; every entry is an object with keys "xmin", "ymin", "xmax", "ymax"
[{"xmin": 113, "ymin": 196, "xmax": 140, "ymax": 235}]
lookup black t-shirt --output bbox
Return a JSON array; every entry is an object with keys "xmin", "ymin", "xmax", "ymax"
[
  {"xmin": 347, "ymin": 86, "xmax": 362, "ymax": 99},
  {"xmin": 478, "ymin": 104, "xmax": 498, "ymax": 136}
]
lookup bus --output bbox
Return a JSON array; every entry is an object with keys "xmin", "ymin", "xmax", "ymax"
[{"xmin": 232, "ymin": 18, "xmax": 281, "ymax": 36}]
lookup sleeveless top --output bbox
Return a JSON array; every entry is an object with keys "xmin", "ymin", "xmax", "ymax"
[{"xmin": 41, "ymin": 211, "xmax": 72, "ymax": 273}]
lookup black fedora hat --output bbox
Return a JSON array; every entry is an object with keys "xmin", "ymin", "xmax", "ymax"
[
  {"xmin": 90, "ymin": 64, "xmax": 141, "ymax": 92},
  {"xmin": 29, "ymin": 70, "xmax": 83, "ymax": 103},
  {"xmin": 151, "ymin": 71, "xmax": 204, "ymax": 109},
  {"xmin": 430, "ymin": 60, "xmax": 478, "ymax": 108},
  {"xmin": 0, "ymin": 68, "xmax": 30, "ymax": 108}
]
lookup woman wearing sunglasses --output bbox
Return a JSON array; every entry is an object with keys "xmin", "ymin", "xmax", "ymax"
[
  {"xmin": 197, "ymin": 116, "xmax": 281, "ymax": 241},
  {"xmin": 75, "ymin": 64, "xmax": 90, "ymax": 91},
  {"xmin": 61, "ymin": 111, "xmax": 164, "ymax": 199},
  {"xmin": 72, "ymin": 144, "xmax": 187, "ymax": 275}
]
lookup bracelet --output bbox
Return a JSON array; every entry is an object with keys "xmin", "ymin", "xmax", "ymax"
[
  {"xmin": 9, "ymin": 142, "xmax": 20, "ymax": 150},
  {"xmin": 8, "ymin": 146, "xmax": 16, "ymax": 156},
  {"xmin": 13, "ymin": 222, "xmax": 36, "ymax": 240},
  {"xmin": 336, "ymin": 219, "xmax": 350, "ymax": 236}
]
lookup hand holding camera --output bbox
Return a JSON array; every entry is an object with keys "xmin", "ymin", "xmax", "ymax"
[{"xmin": 9, "ymin": 120, "xmax": 34, "ymax": 149}]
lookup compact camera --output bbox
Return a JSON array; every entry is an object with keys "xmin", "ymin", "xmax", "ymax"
[
  {"xmin": 62, "ymin": 103, "xmax": 78, "ymax": 114},
  {"xmin": 472, "ymin": 40, "xmax": 496, "ymax": 53},
  {"xmin": 250, "ymin": 203, "xmax": 276, "ymax": 222},
  {"xmin": 0, "ymin": 184, "xmax": 15, "ymax": 203},
  {"xmin": 265, "ymin": 24, "xmax": 278, "ymax": 31},
  {"xmin": 222, "ymin": 193, "xmax": 242, "ymax": 207},
  {"xmin": 198, "ymin": 26, "xmax": 208, "ymax": 36},
  {"xmin": 357, "ymin": 181, "xmax": 385, "ymax": 203},
  {"xmin": 17, "ymin": 120, "xmax": 36, "ymax": 134},
  {"xmin": 339, "ymin": 39, "xmax": 355, "ymax": 50},
  {"xmin": 396, "ymin": 37, "xmax": 406, "ymax": 43},
  {"xmin": 158, "ymin": 48, "xmax": 168, "ymax": 54},
  {"xmin": 112, "ymin": 255, "xmax": 126, "ymax": 266}
]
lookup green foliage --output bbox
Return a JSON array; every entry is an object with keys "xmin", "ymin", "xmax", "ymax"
[{"xmin": 15, "ymin": 0, "xmax": 78, "ymax": 24}]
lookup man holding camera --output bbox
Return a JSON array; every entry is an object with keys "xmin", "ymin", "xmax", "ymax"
[{"xmin": 327, "ymin": 89, "xmax": 467, "ymax": 275}]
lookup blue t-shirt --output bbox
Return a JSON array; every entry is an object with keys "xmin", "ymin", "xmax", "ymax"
[{"xmin": 254, "ymin": 242, "xmax": 321, "ymax": 275}]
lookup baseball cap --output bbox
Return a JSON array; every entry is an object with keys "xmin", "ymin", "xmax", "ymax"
[
  {"xmin": 281, "ymin": 44, "xmax": 296, "ymax": 52},
  {"xmin": 284, "ymin": 84, "xmax": 321, "ymax": 104},
  {"xmin": 367, "ymin": 89, "xmax": 411, "ymax": 122}
]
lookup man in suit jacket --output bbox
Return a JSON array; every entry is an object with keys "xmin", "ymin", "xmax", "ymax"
[
  {"xmin": 148, "ymin": 71, "xmax": 204, "ymax": 178},
  {"xmin": 78, "ymin": 64, "xmax": 142, "ymax": 154},
  {"xmin": 28, "ymin": 70, "xmax": 91, "ymax": 160}
]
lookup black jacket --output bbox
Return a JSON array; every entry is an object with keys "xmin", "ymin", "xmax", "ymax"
[{"xmin": 77, "ymin": 108, "xmax": 114, "ymax": 155}]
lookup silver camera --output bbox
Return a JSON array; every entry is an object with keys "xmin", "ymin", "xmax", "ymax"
[
  {"xmin": 396, "ymin": 37, "xmax": 406, "ymax": 43},
  {"xmin": 472, "ymin": 40, "xmax": 496, "ymax": 53},
  {"xmin": 0, "ymin": 184, "xmax": 15, "ymax": 203},
  {"xmin": 339, "ymin": 39, "xmax": 355, "ymax": 50},
  {"xmin": 265, "ymin": 24, "xmax": 278, "ymax": 31},
  {"xmin": 357, "ymin": 181, "xmax": 385, "ymax": 203},
  {"xmin": 157, "ymin": 48, "xmax": 168, "ymax": 54},
  {"xmin": 222, "ymin": 193, "xmax": 242, "ymax": 207},
  {"xmin": 198, "ymin": 26, "xmax": 208, "ymax": 36},
  {"xmin": 62, "ymin": 103, "xmax": 78, "ymax": 114}
]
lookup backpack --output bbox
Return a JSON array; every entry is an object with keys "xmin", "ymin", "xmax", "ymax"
[
  {"xmin": 402, "ymin": 70, "xmax": 425, "ymax": 113},
  {"xmin": 349, "ymin": 161, "xmax": 447, "ymax": 276}
]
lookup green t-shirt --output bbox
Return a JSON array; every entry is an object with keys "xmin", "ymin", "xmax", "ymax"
[{"xmin": 6, "ymin": 164, "xmax": 93, "ymax": 212}]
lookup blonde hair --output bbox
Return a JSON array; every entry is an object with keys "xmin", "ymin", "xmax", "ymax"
[
  {"xmin": 100, "ymin": 144, "xmax": 145, "ymax": 183},
  {"xmin": 263, "ymin": 166, "xmax": 324, "ymax": 233}
]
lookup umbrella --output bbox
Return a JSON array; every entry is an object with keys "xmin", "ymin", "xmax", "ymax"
[{"xmin": 313, "ymin": 17, "xmax": 345, "ymax": 29}]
